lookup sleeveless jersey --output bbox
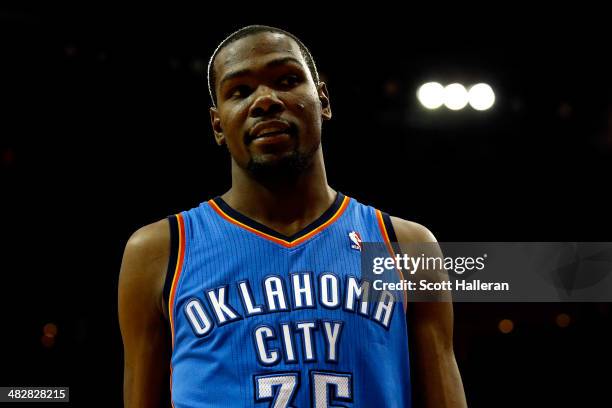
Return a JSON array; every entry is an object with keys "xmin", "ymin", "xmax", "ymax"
[{"xmin": 164, "ymin": 193, "xmax": 412, "ymax": 407}]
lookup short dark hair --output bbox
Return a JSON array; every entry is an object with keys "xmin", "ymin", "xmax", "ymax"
[{"xmin": 207, "ymin": 25, "xmax": 320, "ymax": 107}]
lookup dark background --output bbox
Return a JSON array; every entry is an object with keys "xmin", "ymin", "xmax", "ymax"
[{"xmin": 2, "ymin": 4, "xmax": 611, "ymax": 407}]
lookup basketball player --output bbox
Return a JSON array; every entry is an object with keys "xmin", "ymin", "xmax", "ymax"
[{"xmin": 119, "ymin": 25, "xmax": 467, "ymax": 407}]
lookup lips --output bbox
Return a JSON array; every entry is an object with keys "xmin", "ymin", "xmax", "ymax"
[{"xmin": 248, "ymin": 120, "xmax": 292, "ymax": 143}]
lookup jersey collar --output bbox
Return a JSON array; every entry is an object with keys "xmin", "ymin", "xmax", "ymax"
[{"xmin": 209, "ymin": 192, "xmax": 350, "ymax": 248}]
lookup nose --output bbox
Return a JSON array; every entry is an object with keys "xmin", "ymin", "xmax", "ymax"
[{"xmin": 248, "ymin": 86, "xmax": 285, "ymax": 118}]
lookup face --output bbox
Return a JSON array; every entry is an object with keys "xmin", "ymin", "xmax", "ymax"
[{"xmin": 210, "ymin": 32, "xmax": 331, "ymax": 178}]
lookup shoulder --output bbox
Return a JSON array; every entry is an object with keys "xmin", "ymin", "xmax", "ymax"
[
  {"xmin": 124, "ymin": 218, "xmax": 171, "ymax": 259},
  {"xmin": 122, "ymin": 219, "xmax": 172, "ymax": 280},
  {"xmin": 119, "ymin": 218, "xmax": 171, "ymax": 316},
  {"xmin": 119, "ymin": 220, "xmax": 174, "ymax": 407},
  {"xmin": 389, "ymin": 216, "xmax": 438, "ymax": 244},
  {"xmin": 126, "ymin": 218, "xmax": 170, "ymax": 251}
]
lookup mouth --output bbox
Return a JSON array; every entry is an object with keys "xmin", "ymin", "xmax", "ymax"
[
  {"xmin": 247, "ymin": 120, "xmax": 295, "ymax": 144},
  {"xmin": 250, "ymin": 132, "xmax": 292, "ymax": 147}
]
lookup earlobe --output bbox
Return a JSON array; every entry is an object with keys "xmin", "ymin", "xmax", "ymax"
[
  {"xmin": 318, "ymin": 82, "xmax": 332, "ymax": 120},
  {"xmin": 209, "ymin": 107, "xmax": 226, "ymax": 146}
]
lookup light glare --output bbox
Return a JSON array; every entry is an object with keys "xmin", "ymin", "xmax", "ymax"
[
  {"xmin": 443, "ymin": 83, "xmax": 469, "ymax": 110},
  {"xmin": 468, "ymin": 83, "xmax": 495, "ymax": 110},
  {"xmin": 417, "ymin": 82, "xmax": 444, "ymax": 109}
]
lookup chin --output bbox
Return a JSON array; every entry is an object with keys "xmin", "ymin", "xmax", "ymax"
[{"xmin": 247, "ymin": 150, "xmax": 313, "ymax": 180}]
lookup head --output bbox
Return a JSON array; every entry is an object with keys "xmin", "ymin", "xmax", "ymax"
[{"xmin": 208, "ymin": 25, "xmax": 332, "ymax": 181}]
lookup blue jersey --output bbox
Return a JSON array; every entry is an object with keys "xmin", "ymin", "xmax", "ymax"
[{"xmin": 164, "ymin": 193, "xmax": 411, "ymax": 407}]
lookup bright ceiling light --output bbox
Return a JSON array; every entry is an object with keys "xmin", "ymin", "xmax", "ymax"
[
  {"xmin": 443, "ymin": 83, "xmax": 469, "ymax": 110},
  {"xmin": 468, "ymin": 83, "xmax": 495, "ymax": 111},
  {"xmin": 417, "ymin": 82, "xmax": 444, "ymax": 109}
]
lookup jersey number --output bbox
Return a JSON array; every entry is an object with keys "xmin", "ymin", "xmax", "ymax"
[{"xmin": 254, "ymin": 371, "xmax": 352, "ymax": 408}]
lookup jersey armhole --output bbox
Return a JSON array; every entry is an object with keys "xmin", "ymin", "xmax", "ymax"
[
  {"xmin": 162, "ymin": 214, "xmax": 180, "ymax": 318},
  {"xmin": 379, "ymin": 210, "xmax": 409, "ymax": 311},
  {"xmin": 382, "ymin": 211, "xmax": 416, "ymax": 359},
  {"xmin": 380, "ymin": 211, "xmax": 402, "ymax": 254},
  {"xmin": 381, "ymin": 212, "xmax": 398, "ymax": 242}
]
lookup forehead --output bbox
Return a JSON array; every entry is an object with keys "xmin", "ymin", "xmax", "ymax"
[{"xmin": 214, "ymin": 32, "xmax": 307, "ymax": 78}]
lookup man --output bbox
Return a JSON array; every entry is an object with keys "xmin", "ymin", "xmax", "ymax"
[{"xmin": 119, "ymin": 25, "xmax": 467, "ymax": 407}]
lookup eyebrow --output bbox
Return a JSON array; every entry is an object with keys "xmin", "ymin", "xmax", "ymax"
[{"xmin": 218, "ymin": 57, "xmax": 304, "ymax": 89}]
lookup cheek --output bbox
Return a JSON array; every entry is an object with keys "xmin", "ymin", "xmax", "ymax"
[
  {"xmin": 220, "ymin": 105, "xmax": 249, "ymax": 134},
  {"xmin": 288, "ymin": 86, "xmax": 319, "ymax": 113},
  {"xmin": 301, "ymin": 99, "xmax": 323, "ymax": 127},
  {"xmin": 293, "ymin": 96, "xmax": 321, "ymax": 120}
]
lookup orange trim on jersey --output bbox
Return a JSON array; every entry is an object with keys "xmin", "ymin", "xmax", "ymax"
[
  {"xmin": 168, "ymin": 213, "xmax": 185, "ymax": 408},
  {"xmin": 168, "ymin": 213, "xmax": 186, "ymax": 347},
  {"xmin": 208, "ymin": 196, "xmax": 351, "ymax": 248},
  {"xmin": 376, "ymin": 210, "xmax": 408, "ymax": 308}
]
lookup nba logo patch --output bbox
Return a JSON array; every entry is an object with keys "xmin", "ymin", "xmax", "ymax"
[{"xmin": 349, "ymin": 231, "xmax": 362, "ymax": 251}]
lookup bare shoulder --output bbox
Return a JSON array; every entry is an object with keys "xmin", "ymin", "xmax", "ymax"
[
  {"xmin": 390, "ymin": 217, "xmax": 467, "ymax": 406},
  {"xmin": 390, "ymin": 216, "xmax": 445, "ymax": 290},
  {"xmin": 119, "ymin": 219, "xmax": 173, "ymax": 408},
  {"xmin": 389, "ymin": 216, "xmax": 438, "ymax": 244},
  {"xmin": 119, "ymin": 218, "xmax": 171, "ymax": 316},
  {"xmin": 124, "ymin": 218, "xmax": 171, "ymax": 261}
]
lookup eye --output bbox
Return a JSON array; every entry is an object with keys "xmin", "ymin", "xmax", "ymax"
[
  {"xmin": 229, "ymin": 85, "xmax": 252, "ymax": 99},
  {"xmin": 278, "ymin": 74, "xmax": 300, "ymax": 88}
]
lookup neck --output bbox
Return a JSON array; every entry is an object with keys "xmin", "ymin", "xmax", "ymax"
[{"xmin": 221, "ymin": 149, "xmax": 336, "ymax": 235}]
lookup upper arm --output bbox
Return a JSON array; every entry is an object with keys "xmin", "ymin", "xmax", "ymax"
[
  {"xmin": 390, "ymin": 217, "xmax": 467, "ymax": 407},
  {"xmin": 118, "ymin": 219, "xmax": 172, "ymax": 408},
  {"xmin": 390, "ymin": 217, "xmax": 453, "ymax": 345}
]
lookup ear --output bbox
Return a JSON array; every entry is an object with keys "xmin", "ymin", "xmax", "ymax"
[
  {"xmin": 317, "ymin": 82, "xmax": 332, "ymax": 120},
  {"xmin": 209, "ymin": 107, "xmax": 225, "ymax": 146}
]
